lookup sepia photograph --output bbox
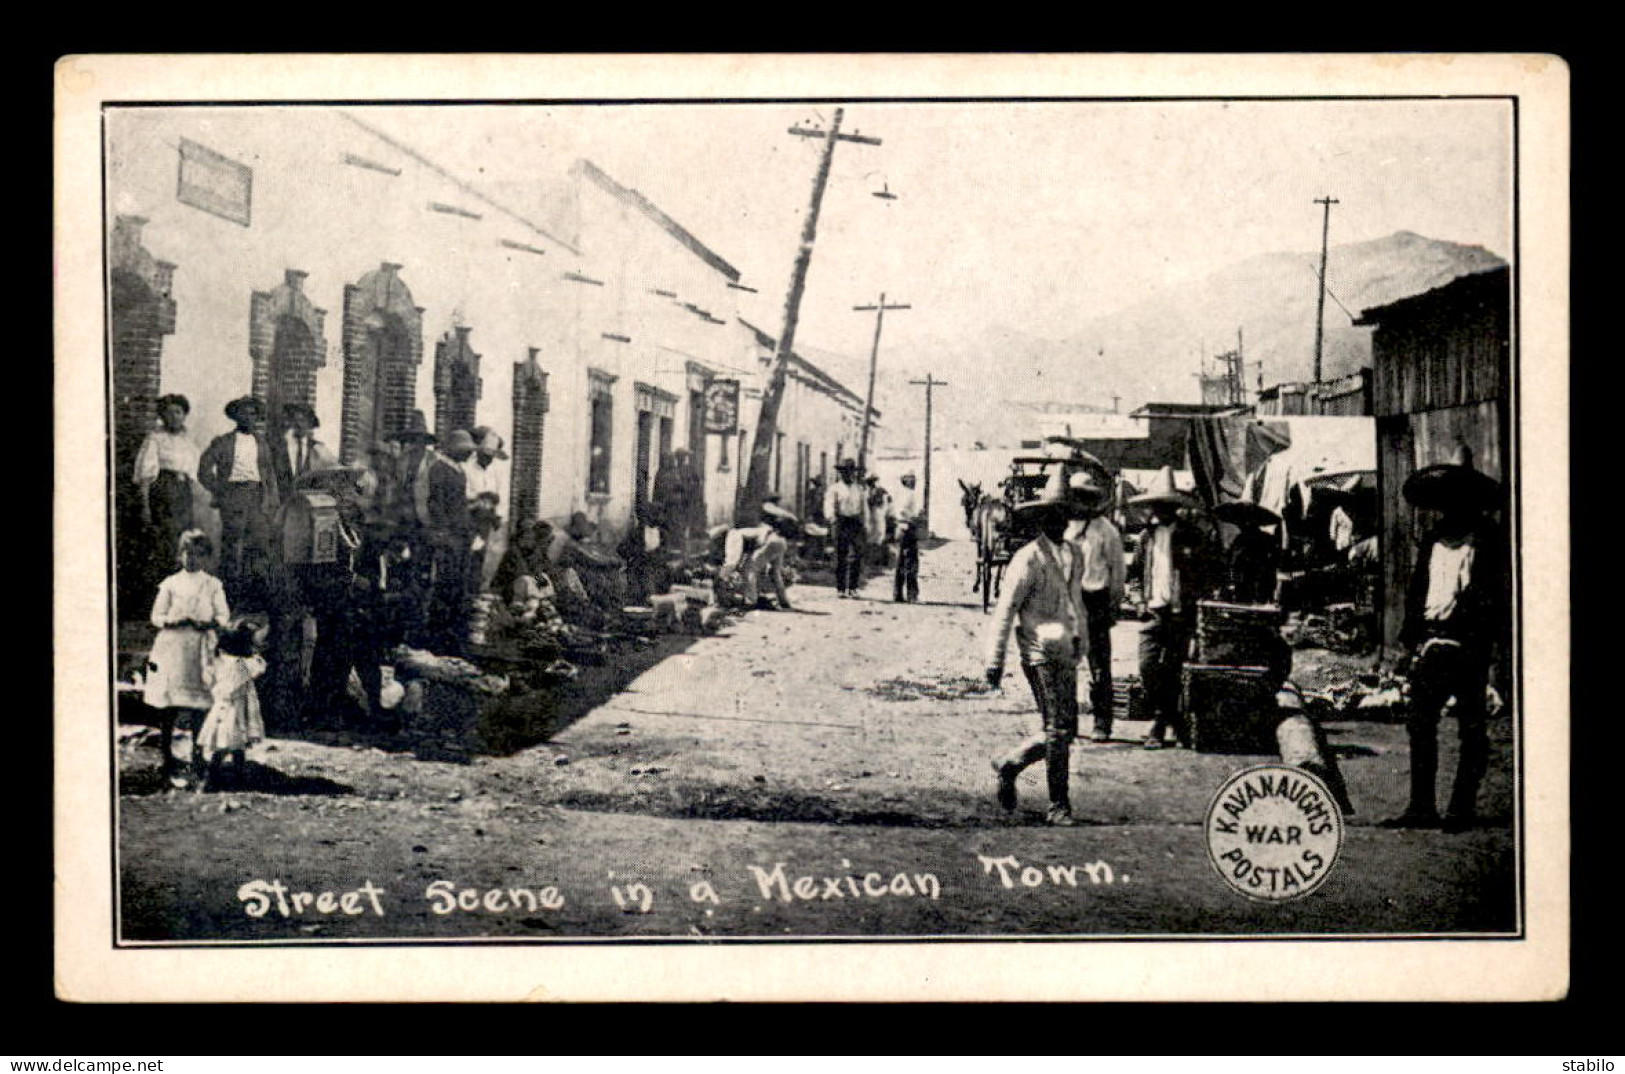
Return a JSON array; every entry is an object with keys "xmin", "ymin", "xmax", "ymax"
[{"xmin": 54, "ymin": 54, "xmax": 1569, "ymax": 1001}]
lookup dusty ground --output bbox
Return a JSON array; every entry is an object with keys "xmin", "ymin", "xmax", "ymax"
[{"xmin": 117, "ymin": 537, "xmax": 1517, "ymax": 942}]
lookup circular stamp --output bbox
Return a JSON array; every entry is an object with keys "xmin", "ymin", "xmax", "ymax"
[{"xmin": 1205, "ymin": 764, "xmax": 1344, "ymax": 901}]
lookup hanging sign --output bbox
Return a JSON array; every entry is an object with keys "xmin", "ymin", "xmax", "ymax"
[
  {"xmin": 704, "ymin": 379, "xmax": 740, "ymax": 435},
  {"xmin": 177, "ymin": 138, "xmax": 253, "ymax": 226}
]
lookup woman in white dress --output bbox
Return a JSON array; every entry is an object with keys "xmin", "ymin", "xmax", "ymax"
[{"xmin": 142, "ymin": 530, "xmax": 230, "ymax": 786}]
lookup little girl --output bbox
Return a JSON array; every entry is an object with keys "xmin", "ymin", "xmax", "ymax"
[
  {"xmin": 143, "ymin": 530, "xmax": 230, "ymax": 787},
  {"xmin": 193, "ymin": 620, "xmax": 267, "ymax": 791}
]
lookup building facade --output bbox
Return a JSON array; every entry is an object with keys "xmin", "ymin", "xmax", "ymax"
[{"xmin": 105, "ymin": 107, "xmax": 870, "ymax": 613}]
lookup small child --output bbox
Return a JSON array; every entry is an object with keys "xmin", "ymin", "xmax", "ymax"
[
  {"xmin": 192, "ymin": 620, "xmax": 267, "ymax": 791},
  {"xmin": 143, "ymin": 530, "xmax": 230, "ymax": 788}
]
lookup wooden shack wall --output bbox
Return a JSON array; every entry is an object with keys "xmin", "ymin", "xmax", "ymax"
[{"xmin": 1372, "ymin": 276, "xmax": 1510, "ymax": 418}]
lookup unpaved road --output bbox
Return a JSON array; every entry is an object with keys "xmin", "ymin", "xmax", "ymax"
[{"xmin": 117, "ymin": 537, "xmax": 1517, "ymax": 942}]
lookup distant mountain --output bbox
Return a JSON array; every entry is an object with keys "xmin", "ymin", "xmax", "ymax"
[{"xmin": 859, "ymin": 231, "xmax": 1506, "ymax": 453}]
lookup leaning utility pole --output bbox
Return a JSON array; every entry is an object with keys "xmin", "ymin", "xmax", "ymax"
[
  {"xmin": 908, "ymin": 373, "xmax": 946, "ymax": 536},
  {"xmin": 737, "ymin": 108, "xmax": 881, "ymax": 524},
  {"xmin": 853, "ymin": 293, "xmax": 911, "ymax": 472},
  {"xmin": 1313, "ymin": 195, "xmax": 1339, "ymax": 384}
]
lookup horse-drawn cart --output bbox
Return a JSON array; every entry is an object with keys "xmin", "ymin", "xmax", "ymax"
[{"xmin": 962, "ymin": 443, "xmax": 1112, "ymax": 612}]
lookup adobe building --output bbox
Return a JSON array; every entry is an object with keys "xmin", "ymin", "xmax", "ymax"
[{"xmin": 106, "ymin": 107, "xmax": 866, "ymax": 613}]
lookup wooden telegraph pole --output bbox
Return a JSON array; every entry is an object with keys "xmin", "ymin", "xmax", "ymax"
[
  {"xmin": 853, "ymin": 293, "xmax": 911, "ymax": 473},
  {"xmin": 1313, "ymin": 195, "xmax": 1339, "ymax": 384},
  {"xmin": 908, "ymin": 373, "xmax": 946, "ymax": 536},
  {"xmin": 736, "ymin": 108, "xmax": 881, "ymax": 524}
]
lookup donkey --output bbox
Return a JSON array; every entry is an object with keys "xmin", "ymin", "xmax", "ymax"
[{"xmin": 959, "ymin": 479, "xmax": 1011, "ymax": 609}]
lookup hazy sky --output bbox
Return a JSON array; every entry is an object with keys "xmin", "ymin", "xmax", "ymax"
[{"xmin": 363, "ymin": 99, "xmax": 1513, "ymax": 381}]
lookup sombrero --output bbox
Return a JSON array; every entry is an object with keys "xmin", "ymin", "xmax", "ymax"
[
  {"xmin": 387, "ymin": 410, "xmax": 436, "ymax": 444},
  {"xmin": 224, "ymin": 395, "xmax": 265, "ymax": 423},
  {"xmin": 1403, "ymin": 443, "xmax": 1500, "ymax": 512},
  {"xmin": 1213, "ymin": 500, "xmax": 1281, "ymax": 528},
  {"xmin": 1067, "ymin": 471, "xmax": 1111, "ymax": 510},
  {"xmin": 472, "ymin": 425, "xmax": 509, "ymax": 459},
  {"xmin": 281, "ymin": 401, "xmax": 319, "ymax": 428},
  {"xmin": 1015, "ymin": 466, "xmax": 1087, "ymax": 519},
  {"xmin": 1127, "ymin": 466, "xmax": 1198, "ymax": 509}
]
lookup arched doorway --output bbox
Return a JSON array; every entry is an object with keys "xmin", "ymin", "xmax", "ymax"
[{"xmin": 341, "ymin": 263, "xmax": 423, "ymax": 464}]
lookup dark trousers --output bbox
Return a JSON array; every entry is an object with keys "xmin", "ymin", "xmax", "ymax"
[
  {"xmin": 1081, "ymin": 587, "xmax": 1116, "ymax": 735},
  {"xmin": 426, "ymin": 542, "xmax": 471, "ymax": 655},
  {"xmin": 216, "ymin": 482, "xmax": 272, "ymax": 609},
  {"xmin": 1139, "ymin": 609, "xmax": 1194, "ymax": 745},
  {"xmin": 999, "ymin": 661, "xmax": 1079, "ymax": 809},
  {"xmin": 834, "ymin": 516, "xmax": 865, "ymax": 594},
  {"xmin": 893, "ymin": 525, "xmax": 920, "ymax": 601},
  {"xmin": 1406, "ymin": 637, "xmax": 1491, "ymax": 819},
  {"xmin": 146, "ymin": 471, "xmax": 194, "ymax": 587}
]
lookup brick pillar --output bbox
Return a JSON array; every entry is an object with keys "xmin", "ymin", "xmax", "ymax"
[
  {"xmin": 339, "ymin": 263, "xmax": 422, "ymax": 464},
  {"xmin": 250, "ymin": 269, "xmax": 328, "ymax": 437},
  {"xmin": 510, "ymin": 347, "xmax": 550, "ymax": 526},
  {"xmin": 433, "ymin": 325, "xmax": 483, "ymax": 442}
]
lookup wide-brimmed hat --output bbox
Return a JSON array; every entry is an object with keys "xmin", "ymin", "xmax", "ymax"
[
  {"xmin": 1068, "ymin": 471, "xmax": 1110, "ymax": 510},
  {"xmin": 834, "ymin": 458, "xmax": 860, "ymax": 473},
  {"xmin": 224, "ymin": 396, "xmax": 265, "ymax": 423},
  {"xmin": 1128, "ymin": 466, "xmax": 1198, "ymax": 509},
  {"xmin": 564, "ymin": 511, "xmax": 597, "ymax": 541},
  {"xmin": 156, "ymin": 393, "xmax": 190, "ymax": 416},
  {"xmin": 281, "ymin": 401, "xmax": 319, "ymax": 428},
  {"xmin": 471, "ymin": 425, "xmax": 509, "ymax": 459},
  {"xmin": 1403, "ymin": 443, "xmax": 1500, "ymax": 512},
  {"xmin": 1015, "ymin": 466, "xmax": 1087, "ymax": 519},
  {"xmin": 387, "ymin": 410, "xmax": 436, "ymax": 444},
  {"xmin": 1213, "ymin": 500, "xmax": 1282, "ymax": 529},
  {"xmin": 441, "ymin": 429, "xmax": 477, "ymax": 454}
]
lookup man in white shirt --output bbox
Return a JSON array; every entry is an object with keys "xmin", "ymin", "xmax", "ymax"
[
  {"xmin": 275, "ymin": 402, "xmax": 336, "ymax": 489},
  {"xmin": 984, "ymin": 469, "xmax": 1089, "ymax": 826},
  {"xmin": 463, "ymin": 427, "xmax": 506, "ymax": 583},
  {"xmin": 1067, "ymin": 472, "xmax": 1125, "ymax": 742},
  {"xmin": 891, "ymin": 472, "xmax": 923, "ymax": 603},
  {"xmin": 824, "ymin": 458, "xmax": 868, "ymax": 597},
  {"xmin": 198, "ymin": 396, "xmax": 280, "ymax": 607},
  {"xmin": 719, "ymin": 505, "xmax": 795, "ymax": 610},
  {"xmin": 1384, "ymin": 446, "xmax": 1506, "ymax": 832}
]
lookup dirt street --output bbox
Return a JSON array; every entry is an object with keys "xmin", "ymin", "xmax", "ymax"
[{"xmin": 117, "ymin": 537, "xmax": 1517, "ymax": 942}]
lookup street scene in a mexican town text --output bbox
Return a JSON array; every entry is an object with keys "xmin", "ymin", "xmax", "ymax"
[{"xmin": 106, "ymin": 100, "xmax": 1518, "ymax": 941}]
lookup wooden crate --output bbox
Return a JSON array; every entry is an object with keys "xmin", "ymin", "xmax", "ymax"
[
  {"xmin": 1195, "ymin": 600, "xmax": 1284, "ymax": 666},
  {"xmin": 1182, "ymin": 664, "xmax": 1279, "ymax": 754}
]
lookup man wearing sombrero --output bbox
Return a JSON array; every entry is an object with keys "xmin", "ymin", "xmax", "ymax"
[
  {"xmin": 198, "ymin": 395, "xmax": 280, "ymax": 606},
  {"xmin": 824, "ymin": 457, "xmax": 868, "ymax": 598},
  {"xmin": 1067, "ymin": 471, "xmax": 1125, "ymax": 742},
  {"xmin": 1131, "ymin": 466, "xmax": 1216, "ymax": 750},
  {"xmin": 272, "ymin": 401, "xmax": 335, "ymax": 488},
  {"xmin": 1384, "ymin": 444, "xmax": 1507, "ymax": 832},
  {"xmin": 984, "ymin": 468, "xmax": 1091, "ymax": 825}
]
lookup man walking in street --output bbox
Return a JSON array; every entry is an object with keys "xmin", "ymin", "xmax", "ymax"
[
  {"xmin": 198, "ymin": 395, "xmax": 281, "ymax": 609},
  {"xmin": 892, "ymin": 471, "xmax": 923, "ymax": 603},
  {"xmin": 1067, "ymin": 471, "xmax": 1125, "ymax": 742},
  {"xmin": 824, "ymin": 458, "xmax": 867, "ymax": 598},
  {"xmin": 1131, "ymin": 466, "xmax": 1215, "ymax": 750},
  {"xmin": 1382, "ymin": 445, "xmax": 1507, "ymax": 833},
  {"xmin": 984, "ymin": 468, "xmax": 1089, "ymax": 826}
]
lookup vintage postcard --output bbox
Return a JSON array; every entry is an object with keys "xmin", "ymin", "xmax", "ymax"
[{"xmin": 54, "ymin": 54, "xmax": 1570, "ymax": 1002}]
